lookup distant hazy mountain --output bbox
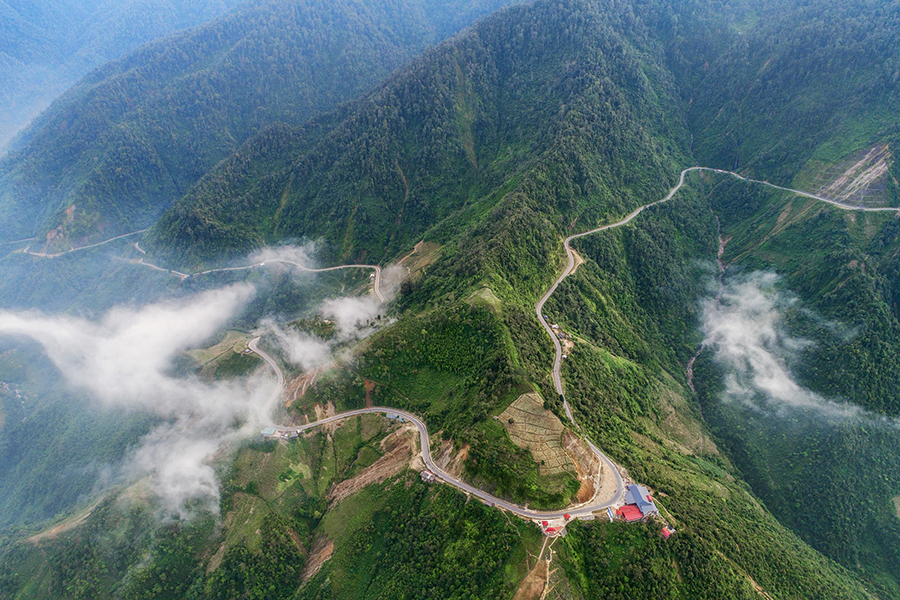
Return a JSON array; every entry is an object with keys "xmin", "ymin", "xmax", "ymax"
[
  {"xmin": 0, "ymin": 0, "xmax": 249, "ymax": 151},
  {"xmin": 0, "ymin": 0, "xmax": 523, "ymax": 249}
]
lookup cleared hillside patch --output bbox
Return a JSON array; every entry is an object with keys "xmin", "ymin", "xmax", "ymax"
[{"xmin": 500, "ymin": 393, "xmax": 574, "ymax": 476}]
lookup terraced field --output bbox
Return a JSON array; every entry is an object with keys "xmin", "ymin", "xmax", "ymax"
[{"xmin": 500, "ymin": 393, "xmax": 576, "ymax": 477}]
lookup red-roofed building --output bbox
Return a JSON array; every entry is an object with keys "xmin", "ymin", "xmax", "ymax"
[
  {"xmin": 542, "ymin": 521, "xmax": 549, "ymax": 527},
  {"xmin": 564, "ymin": 513, "xmax": 571, "ymax": 521},
  {"xmin": 545, "ymin": 527, "xmax": 556, "ymax": 535},
  {"xmin": 616, "ymin": 505, "xmax": 643, "ymax": 522},
  {"xmin": 661, "ymin": 526, "xmax": 673, "ymax": 539}
]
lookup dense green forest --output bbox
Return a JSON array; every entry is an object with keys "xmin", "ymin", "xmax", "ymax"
[
  {"xmin": 149, "ymin": 0, "xmax": 691, "ymax": 268},
  {"xmin": 0, "ymin": 0, "xmax": 523, "ymax": 247},
  {"xmin": 2, "ymin": 0, "xmax": 900, "ymax": 597}
]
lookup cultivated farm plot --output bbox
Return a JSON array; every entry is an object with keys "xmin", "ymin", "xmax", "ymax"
[{"xmin": 500, "ymin": 393, "xmax": 576, "ymax": 477}]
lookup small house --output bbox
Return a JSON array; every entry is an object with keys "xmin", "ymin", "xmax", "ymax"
[
  {"xmin": 260, "ymin": 427, "xmax": 277, "ymax": 438},
  {"xmin": 617, "ymin": 505, "xmax": 643, "ymax": 522},
  {"xmin": 420, "ymin": 470, "xmax": 436, "ymax": 483},
  {"xmin": 661, "ymin": 527, "xmax": 673, "ymax": 539}
]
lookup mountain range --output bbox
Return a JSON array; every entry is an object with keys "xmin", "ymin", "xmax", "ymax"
[{"xmin": 1, "ymin": 0, "xmax": 899, "ymax": 598}]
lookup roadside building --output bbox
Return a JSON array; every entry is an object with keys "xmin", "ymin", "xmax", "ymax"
[
  {"xmin": 260, "ymin": 427, "xmax": 277, "ymax": 438},
  {"xmin": 624, "ymin": 484, "xmax": 659, "ymax": 518},
  {"xmin": 420, "ymin": 469, "xmax": 436, "ymax": 483},
  {"xmin": 616, "ymin": 505, "xmax": 644, "ymax": 522}
]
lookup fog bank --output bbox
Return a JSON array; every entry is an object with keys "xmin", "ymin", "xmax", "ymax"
[
  {"xmin": 701, "ymin": 272, "xmax": 863, "ymax": 420},
  {"xmin": 0, "ymin": 284, "xmax": 275, "ymax": 517}
]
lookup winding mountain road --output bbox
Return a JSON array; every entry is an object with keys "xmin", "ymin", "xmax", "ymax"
[
  {"xmin": 248, "ymin": 339, "xmax": 624, "ymax": 519},
  {"xmin": 535, "ymin": 166, "xmax": 900, "ymax": 423},
  {"xmin": 244, "ymin": 165, "xmax": 897, "ymax": 523},
  {"xmin": 195, "ymin": 261, "xmax": 386, "ymax": 303}
]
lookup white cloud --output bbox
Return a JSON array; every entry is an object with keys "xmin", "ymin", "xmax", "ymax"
[
  {"xmin": 0, "ymin": 284, "xmax": 278, "ymax": 517},
  {"xmin": 701, "ymin": 272, "xmax": 862, "ymax": 420},
  {"xmin": 0, "ymin": 243, "xmax": 409, "ymax": 517}
]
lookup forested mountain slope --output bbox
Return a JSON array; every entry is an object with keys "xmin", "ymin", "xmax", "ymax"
[
  {"xmin": 0, "ymin": 0, "xmax": 247, "ymax": 150},
  {"xmin": 2, "ymin": 0, "xmax": 900, "ymax": 598},
  {"xmin": 687, "ymin": 0, "xmax": 900, "ymax": 184},
  {"xmin": 0, "ymin": 0, "xmax": 522, "ymax": 249},
  {"xmin": 149, "ymin": 0, "xmax": 693, "ymax": 268}
]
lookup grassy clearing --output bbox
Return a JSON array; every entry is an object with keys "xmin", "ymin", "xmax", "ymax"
[
  {"xmin": 186, "ymin": 331, "xmax": 249, "ymax": 366},
  {"xmin": 222, "ymin": 493, "xmax": 270, "ymax": 553}
]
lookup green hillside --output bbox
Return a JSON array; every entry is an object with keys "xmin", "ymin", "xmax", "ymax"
[
  {"xmin": 1, "ymin": 0, "xmax": 900, "ymax": 598},
  {"xmin": 0, "ymin": 0, "xmax": 523, "ymax": 248},
  {"xmin": 149, "ymin": 0, "xmax": 691, "ymax": 269}
]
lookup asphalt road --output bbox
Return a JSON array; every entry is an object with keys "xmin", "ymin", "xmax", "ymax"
[
  {"xmin": 21, "ymin": 229, "xmax": 148, "ymax": 258},
  {"xmin": 249, "ymin": 339, "xmax": 624, "ymax": 519},
  {"xmin": 195, "ymin": 260, "xmax": 386, "ymax": 302},
  {"xmin": 529, "ymin": 164, "xmax": 900, "ymax": 518}
]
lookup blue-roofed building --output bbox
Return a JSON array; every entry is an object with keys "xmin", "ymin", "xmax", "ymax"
[
  {"xmin": 261, "ymin": 427, "xmax": 277, "ymax": 437},
  {"xmin": 624, "ymin": 484, "xmax": 659, "ymax": 517}
]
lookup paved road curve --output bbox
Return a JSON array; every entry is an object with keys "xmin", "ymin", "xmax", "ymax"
[
  {"xmin": 14, "ymin": 233, "xmax": 387, "ymax": 303},
  {"xmin": 535, "ymin": 166, "xmax": 900, "ymax": 410},
  {"xmin": 249, "ymin": 339, "xmax": 624, "ymax": 519},
  {"xmin": 125, "ymin": 258, "xmax": 387, "ymax": 303},
  {"xmin": 21, "ymin": 229, "xmax": 149, "ymax": 258},
  {"xmin": 532, "ymin": 165, "xmax": 900, "ymax": 510}
]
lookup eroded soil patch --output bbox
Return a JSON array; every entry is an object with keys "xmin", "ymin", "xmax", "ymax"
[
  {"xmin": 808, "ymin": 143, "xmax": 893, "ymax": 207},
  {"xmin": 327, "ymin": 425, "xmax": 415, "ymax": 504},
  {"xmin": 302, "ymin": 535, "xmax": 335, "ymax": 584}
]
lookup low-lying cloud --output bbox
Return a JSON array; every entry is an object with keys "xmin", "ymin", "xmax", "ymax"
[
  {"xmin": 701, "ymin": 271, "xmax": 863, "ymax": 420},
  {"xmin": 250, "ymin": 243, "xmax": 404, "ymax": 369},
  {"xmin": 0, "ymin": 284, "xmax": 277, "ymax": 517},
  {"xmin": 0, "ymin": 242, "xmax": 406, "ymax": 517},
  {"xmin": 250, "ymin": 242, "xmax": 317, "ymax": 272},
  {"xmin": 264, "ymin": 291, "xmax": 389, "ymax": 371}
]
